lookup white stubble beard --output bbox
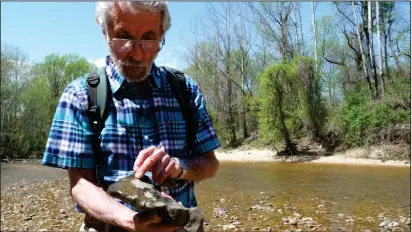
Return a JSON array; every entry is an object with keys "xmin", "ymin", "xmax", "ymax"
[{"xmin": 109, "ymin": 49, "xmax": 159, "ymax": 83}]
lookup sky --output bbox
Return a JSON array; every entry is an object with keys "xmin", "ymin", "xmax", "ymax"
[{"xmin": 3, "ymin": 2, "xmax": 405, "ymax": 71}]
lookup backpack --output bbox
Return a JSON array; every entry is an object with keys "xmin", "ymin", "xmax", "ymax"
[{"xmin": 85, "ymin": 66, "xmax": 195, "ymax": 152}]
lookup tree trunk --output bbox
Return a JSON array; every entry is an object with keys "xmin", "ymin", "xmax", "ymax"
[
  {"xmin": 376, "ymin": 1, "xmax": 385, "ymax": 98},
  {"xmin": 292, "ymin": 2, "xmax": 300, "ymax": 55},
  {"xmin": 275, "ymin": 76, "xmax": 296, "ymax": 155},
  {"xmin": 384, "ymin": 34, "xmax": 390, "ymax": 79},
  {"xmin": 225, "ymin": 3, "xmax": 236, "ymax": 144},
  {"xmin": 367, "ymin": 1, "xmax": 379, "ymax": 98},
  {"xmin": 297, "ymin": 3, "xmax": 305, "ymax": 56},
  {"xmin": 352, "ymin": 1, "xmax": 373, "ymax": 98},
  {"xmin": 312, "ymin": 2, "xmax": 318, "ymax": 71}
]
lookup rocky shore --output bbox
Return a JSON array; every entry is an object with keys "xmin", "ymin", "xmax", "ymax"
[
  {"xmin": 1, "ymin": 146, "xmax": 410, "ymax": 231},
  {"xmin": 1, "ymin": 177, "xmax": 410, "ymax": 232}
]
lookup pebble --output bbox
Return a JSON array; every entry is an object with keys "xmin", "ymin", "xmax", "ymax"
[
  {"xmin": 346, "ymin": 218, "xmax": 354, "ymax": 223},
  {"xmin": 391, "ymin": 221, "xmax": 400, "ymax": 227},
  {"xmin": 214, "ymin": 207, "xmax": 227, "ymax": 215},
  {"xmin": 289, "ymin": 218, "xmax": 298, "ymax": 225},
  {"xmin": 379, "ymin": 219, "xmax": 392, "ymax": 227},
  {"xmin": 223, "ymin": 224, "xmax": 236, "ymax": 230}
]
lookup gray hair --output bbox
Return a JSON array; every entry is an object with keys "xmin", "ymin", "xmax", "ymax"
[{"xmin": 96, "ymin": 1, "xmax": 171, "ymax": 34}]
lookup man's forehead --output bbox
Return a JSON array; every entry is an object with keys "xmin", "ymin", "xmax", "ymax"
[
  {"xmin": 110, "ymin": 8, "xmax": 162, "ymax": 33},
  {"xmin": 111, "ymin": 5, "xmax": 161, "ymax": 25}
]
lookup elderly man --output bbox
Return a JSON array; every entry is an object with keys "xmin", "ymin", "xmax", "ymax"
[{"xmin": 42, "ymin": 2, "xmax": 220, "ymax": 232}]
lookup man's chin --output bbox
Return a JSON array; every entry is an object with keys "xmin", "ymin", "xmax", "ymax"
[
  {"xmin": 122, "ymin": 71, "xmax": 147, "ymax": 83},
  {"xmin": 120, "ymin": 67, "xmax": 149, "ymax": 83},
  {"xmin": 125, "ymin": 76, "xmax": 147, "ymax": 83}
]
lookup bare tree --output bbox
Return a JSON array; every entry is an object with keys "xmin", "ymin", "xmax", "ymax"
[
  {"xmin": 367, "ymin": 1, "xmax": 379, "ymax": 98},
  {"xmin": 376, "ymin": 1, "xmax": 385, "ymax": 98},
  {"xmin": 352, "ymin": 1, "xmax": 373, "ymax": 98},
  {"xmin": 312, "ymin": 2, "xmax": 318, "ymax": 71},
  {"xmin": 247, "ymin": 2, "xmax": 295, "ymax": 61}
]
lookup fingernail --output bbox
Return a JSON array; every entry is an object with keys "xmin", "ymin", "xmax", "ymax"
[{"xmin": 135, "ymin": 171, "xmax": 142, "ymax": 178}]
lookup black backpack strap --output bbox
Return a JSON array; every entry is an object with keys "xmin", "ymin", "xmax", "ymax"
[
  {"xmin": 162, "ymin": 67, "xmax": 196, "ymax": 153},
  {"xmin": 86, "ymin": 67, "xmax": 109, "ymax": 133}
]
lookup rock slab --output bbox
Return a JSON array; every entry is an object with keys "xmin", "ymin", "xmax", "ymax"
[{"xmin": 107, "ymin": 175, "xmax": 204, "ymax": 232}]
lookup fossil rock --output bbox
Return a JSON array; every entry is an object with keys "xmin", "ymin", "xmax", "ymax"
[{"xmin": 107, "ymin": 175, "xmax": 204, "ymax": 232}]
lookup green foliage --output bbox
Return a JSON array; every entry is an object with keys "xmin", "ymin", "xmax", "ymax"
[
  {"xmin": 257, "ymin": 57, "xmax": 327, "ymax": 148},
  {"xmin": 341, "ymin": 82, "xmax": 410, "ymax": 147},
  {"xmin": 1, "ymin": 45, "xmax": 95, "ymax": 159}
]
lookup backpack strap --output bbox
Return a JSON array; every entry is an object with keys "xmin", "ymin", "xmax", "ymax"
[
  {"xmin": 162, "ymin": 67, "xmax": 196, "ymax": 153},
  {"xmin": 86, "ymin": 67, "xmax": 108, "ymax": 133}
]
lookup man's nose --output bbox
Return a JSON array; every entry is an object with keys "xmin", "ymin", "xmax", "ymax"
[{"xmin": 130, "ymin": 42, "xmax": 144, "ymax": 61}]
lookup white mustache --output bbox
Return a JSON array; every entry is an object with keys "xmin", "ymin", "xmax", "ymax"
[{"xmin": 116, "ymin": 60, "xmax": 146, "ymax": 68}]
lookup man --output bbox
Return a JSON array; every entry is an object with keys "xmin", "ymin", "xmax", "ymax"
[{"xmin": 42, "ymin": 2, "xmax": 220, "ymax": 232}]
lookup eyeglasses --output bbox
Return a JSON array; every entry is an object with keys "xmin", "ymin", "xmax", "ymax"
[{"xmin": 109, "ymin": 38, "xmax": 165, "ymax": 53}]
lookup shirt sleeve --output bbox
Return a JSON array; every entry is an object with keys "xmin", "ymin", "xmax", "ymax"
[
  {"xmin": 185, "ymin": 75, "xmax": 221, "ymax": 154},
  {"xmin": 42, "ymin": 79, "xmax": 96, "ymax": 169}
]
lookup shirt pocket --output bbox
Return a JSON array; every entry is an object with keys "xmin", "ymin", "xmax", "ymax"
[{"xmin": 163, "ymin": 119, "xmax": 187, "ymax": 157}]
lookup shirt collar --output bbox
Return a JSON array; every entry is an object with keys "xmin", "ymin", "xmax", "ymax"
[{"xmin": 105, "ymin": 56, "xmax": 163, "ymax": 94}]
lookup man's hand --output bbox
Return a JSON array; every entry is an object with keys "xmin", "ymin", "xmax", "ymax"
[
  {"xmin": 133, "ymin": 146, "xmax": 182, "ymax": 185},
  {"xmin": 132, "ymin": 212, "xmax": 179, "ymax": 232}
]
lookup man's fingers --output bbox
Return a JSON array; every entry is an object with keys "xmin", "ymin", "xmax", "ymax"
[
  {"xmin": 135, "ymin": 147, "xmax": 165, "ymax": 179},
  {"xmin": 152, "ymin": 155, "xmax": 171, "ymax": 184},
  {"xmin": 134, "ymin": 212, "xmax": 179, "ymax": 232},
  {"xmin": 155, "ymin": 160, "xmax": 175, "ymax": 185},
  {"xmin": 134, "ymin": 146, "xmax": 156, "ymax": 173},
  {"xmin": 135, "ymin": 212, "xmax": 162, "ymax": 226},
  {"xmin": 148, "ymin": 222, "xmax": 180, "ymax": 232},
  {"xmin": 160, "ymin": 192, "xmax": 174, "ymax": 200}
]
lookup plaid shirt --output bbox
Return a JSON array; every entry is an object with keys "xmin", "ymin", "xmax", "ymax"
[{"xmin": 42, "ymin": 56, "xmax": 220, "ymax": 211}]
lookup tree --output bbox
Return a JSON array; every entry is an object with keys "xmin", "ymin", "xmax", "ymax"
[
  {"xmin": 1, "ymin": 47, "xmax": 95, "ymax": 159},
  {"xmin": 351, "ymin": 1, "xmax": 373, "ymax": 98},
  {"xmin": 376, "ymin": 1, "xmax": 385, "ymax": 98},
  {"xmin": 35, "ymin": 53, "xmax": 95, "ymax": 116},
  {"xmin": 312, "ymin": 2, "xmax": 318, "ymax": 71},
  {"xmin": 247, "ymin": 2, "xmax": 295, "ymax": 61}
]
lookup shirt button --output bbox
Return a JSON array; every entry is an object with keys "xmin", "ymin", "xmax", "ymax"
[{"xmin": 144, "ymin": 135, "xmax": 149, "ymax": 140}]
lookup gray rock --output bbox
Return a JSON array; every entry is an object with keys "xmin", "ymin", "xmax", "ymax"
[
  {"xmin": 391, "ymin": 221, "xmax": 399, "ymax": 227},
  {"xmin": 379, "ymin": 219, "xmax": 392, "ymax": 228},
  {"xmin": 107, "ymin": 175, "xmax": 203, "ymax": 232},
  {"xmin": 223, "ymin": 224, "xmax": 236, "ymax": 230},
  {"xmin": 289, "ymin": 218, "xmax": 298, "ymax": 225},
  {"xmin": 214, "ymin": 207, "xmax": 227, "ymax": 215},
  {"xmin": 406, "ymin": 218, "xmax": 411, "ymax": 225}
]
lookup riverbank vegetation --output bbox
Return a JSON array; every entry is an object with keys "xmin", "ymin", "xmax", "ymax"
[{"xmin": 1, "ymin": 2, "xmax": 410, "ymax": 160}]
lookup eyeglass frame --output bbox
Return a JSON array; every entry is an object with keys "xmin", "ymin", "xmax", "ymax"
[{"xmin": 108, "ymin": 37, "xmax": 166, "ymax": 54}]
